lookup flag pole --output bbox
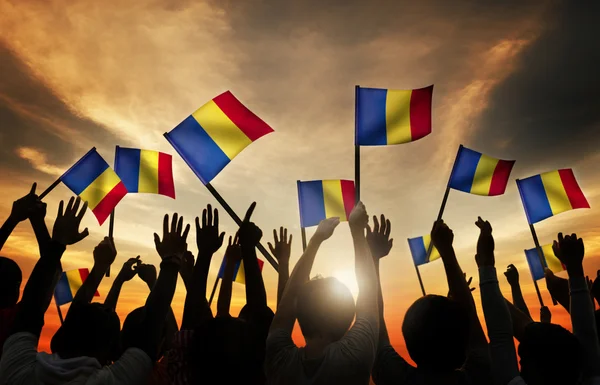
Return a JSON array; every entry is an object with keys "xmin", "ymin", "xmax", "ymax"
[
  {"xmin": 39, "ymin": 179, "xmax": 61, "ymax": 200},
  {"xmin": 301, "ymin": 227, "xmax": 307, "ymax": 252},
  {"xmin": 532, "ymin": 278, "xmax": 545, "ymax": 307},
  {"xmin": 208, "ymin": 276, "xmax": 220, "ymax": 306},
  {"xmin": 355, "ymin": 85, "xmax": 360, "ymax": 204},
  {"xmin": 56, "ymin": 301, "xmax": 64, "ymax": 324},
  {"xmin": 105, "ymin": 210, "xmax": 115, "ymax": 277},
  {"xmin": 413, "ymin": 261, "xmax": 427, "ymax": 296},
  {"xmin": 528, "ymin": 223, "xmax": 558, "ymax": 305},
  {"xmin": 204, "ymin": 182, "xmax": 278, "ymax": 271}
]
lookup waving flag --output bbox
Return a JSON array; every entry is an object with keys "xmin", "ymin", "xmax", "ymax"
[
  {"xmin": 448, "ymin": 145, "xmax": 515, "ymax": 196},
  {"xmin": 217, "ymin": 258, "xmax": 265, "ymax": 285},
  {"xmin": 408, "ymin": 235, "xmax": 440, "ymax": 266},
  {"xmin": 164, "ymin": 91, "xmax": 274, "ymax": 184},
  {"xmin": 356, "ymin": 85, "xmax": 433, "ymax": 146},
  {"xmin": 60, "ymin": 148, "xmax": 127, "ymax": 225},
  {"xmin": 297, "ymin": 180, "xmax": 355, "ymax": 228},
  {"xmin": 517, "ymin": 169, "xmax": 590, "ymax": 224},
  {"xmin": 114, "ymin": 146, "xmax": 175, "ymax": 198},
  {"xmin": 525, "ymin": 244, "xmax": 565, "ymax": 281},
  {"xmin": 54, "ymin": 268, "xmax": 99, "ymax": 306}
]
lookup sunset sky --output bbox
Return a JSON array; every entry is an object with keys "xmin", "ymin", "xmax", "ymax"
[{"xmin": 1, "ymin": 0, "xmax": 599, "ymax": 360}]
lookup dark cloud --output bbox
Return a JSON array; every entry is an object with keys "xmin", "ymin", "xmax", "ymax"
[{"xmin": 473, "ymin": 0, "xmax": 600, "ymax": 167}]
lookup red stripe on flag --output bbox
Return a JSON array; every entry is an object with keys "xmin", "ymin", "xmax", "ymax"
[
  {"xmin": 489, "ymin": 159, "xmax": 515, "ymax": 196},
  {"xmin": 257, "ymin": 259, "xmax": 265, "ymax": 272},
  {"xmin": 213, "ymin": 91, "xmax": 274, "ymax": 141},
  {"xmin": 78, "ymin": 268, "xmax": 99, "ymax": 297},
  {"xmin": 558, "ymin": 169, "xmax": 590, "ymax": 209},
  {"xmin": 157, "ymin": 152, "xmax": 175, "ymax": 198},
  {"xmin": 340, "ymin": 180, "xmax": 356, "ymax": 220},
  {"xmin": 92, "ymin": 182, "xmax": 128, "ymax": 225},
  {"xmin": 409, "ymin": 85, "xmax": 433, "ymax": 141}
]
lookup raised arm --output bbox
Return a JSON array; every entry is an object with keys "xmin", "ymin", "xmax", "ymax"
[
  {"xmin": 0, "ymin": 184, "xmax": 40, "ymax": 251},
  {"xmin": 475, "ymin": 217, "xmax": 520, "ymax": 385},
  {"xmin": 553, "ymin": 233, "xmax": 600, "ymax": 377},
  {"xmin": 12, "ymin": 197, "xmax": 88, "ymax": 337},
  {"xmin": 104, "ymin": 256, "xmax": 141, "ymax": 311},
  {"xmin": 182, "ymin": 205, "xmax": 223, "ymax": 329},
  {"xmin": 238, "ymin": 203, "xmax": 268, "ymax": 310},
  {"xmin": 270, "ymin": 217, "xmax": 339, "ymax": 334},
  {"xmin": 217, "ymin": 236, "xmax": 241, "ymax": 317},
  {"xmin": 72, "ymin": 236, "xmax": 116, "ymax": 305},
  {"xmin": 545, "ymin": 269, "xmax": 571, "ymax": 313},
  {"xmin": 432, "ymin": 220, "xmax": 488, "ymax": 351},
  {"xmin": 268, "ymin": 227, "xmax": 292, "ymax": 308},
  {"xmin": 504, "ymin": 264, "xmax": 532, "ymax": 319}
]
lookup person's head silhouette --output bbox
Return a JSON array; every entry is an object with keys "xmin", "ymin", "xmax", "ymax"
[
  {"xmin": 518, "ymin": 322, "xmax": 582, "ymax": 385},
  {"xmin": 120, "ymin": 306, "xmax": 174, "ymax": 360},
  {"xmin": 402, "ymin": 295, "xmax": 470, "ymax": 372},
  {"xmin": 51, "ymin": 302, "xmax": 120, "ymax": 365},
  {"xmin": 296, "ymin": 277, "xmax": 355, "ymax": 342},
  {"xmin": 0, "ymin": 257, "xmax": 22, "ymax": 308}
]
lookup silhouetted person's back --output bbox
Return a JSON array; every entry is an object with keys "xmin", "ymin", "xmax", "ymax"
[{"xmin": 0, "ymin": 257, "xmax": 21, "ymax": 360}]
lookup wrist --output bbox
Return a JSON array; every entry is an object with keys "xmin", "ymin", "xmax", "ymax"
[
  {"xmin": 5, "ymin": 214, "xmax": 20, "ymax": 227},
  {"xmin": 567, "ymin": 265, "xmax": 584, "ymax": 278},
  {"xmin": 349, "ymin": 225, "xmax": 365, "ymax": 235}
]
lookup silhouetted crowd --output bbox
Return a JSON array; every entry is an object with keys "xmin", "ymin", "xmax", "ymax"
[{"xmin": 1, "ymin": 185, "xmax": 600, "ymax": 384}]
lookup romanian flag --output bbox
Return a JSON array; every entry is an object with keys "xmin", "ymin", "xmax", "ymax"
[
  {"xmin": 114, "ymin": 146, "xmax": 175, "ymax": 198},
  {"xmin": 54, "ymin": 268, "xmax": 100, "ymax": 306},
  {"xmin": 525, "ymin": 244, "xmax": 566, "ymax": 281},
  {"xmin": 217, "ymin": 258, "xmax": 265, "ymax": 285},
  {"xmin": 164, "ymin": 91, "xmax": 274, "ymax": 184},
  {"xmin": 448, "ymin": 145, "xmax": 515, "ymax": 196},
  {"xmin": 408, "ymin": 235, "xmax": 441, "ymax": 266},
  {"xmin": 355, "ymin": 85, "xmax": 433, "ymax": 146},
  {"xmin": 297, "ymin": 180, "xmax": 356, "ymax": 228},
  {"xmin": 61, "ymin": 148, "xmax": 127, "ymax": 225},
  {"xmin": 516, "ymin": 169, "xmax": 590, "ymax": 224}
]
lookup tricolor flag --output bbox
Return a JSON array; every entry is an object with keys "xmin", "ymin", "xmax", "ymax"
[
  {"xmin": 114, "ymin": 146, "xmax": 175, "ymax": 198},
  {"xmin": 297, "ymin": 180, "xmax": 356, "ymax": 228},
  {"xmin": 408, "ymin": 235, "xmax": 441, "ymax": 266},
  {"xmin": 516, "ymin": 169, "xmax": 590, "ymax": 224},
  {"xmin": 60, "ymin": 148, "xmax": 127, "ymax": 225},
  {"xmin": 54, "ymin": 268, "xmax": 100, "ymax": 306},
  {"xmin": 355, "ymin": 85, "xmax": 433, "ymax": 146},
  {"xmin": 525, "ymin": 244, "xmax": 566, "ymax": 281},
  {"xmin": 217, "ymin": 258, "xmax": 265, "ymax": 285},
  {"xmin": 164, "ymin": 91, "xmax": 274, "ymax": 184},
  {"xmin": 448, "ymin": 145, "xmax": 515, "ymax": 196}
]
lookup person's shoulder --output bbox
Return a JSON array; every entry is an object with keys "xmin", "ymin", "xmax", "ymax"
[
  {"xmin": 3, "ymin": 331, "xmax": 38, "ymax": 348},
  {"xmin": 118, "ymin": 347, "xmax": 153, "ymax": 366}
]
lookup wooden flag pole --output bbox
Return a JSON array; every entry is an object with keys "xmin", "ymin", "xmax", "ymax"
[
  {"xmin": 208, "ymin": 276, "xmax": 221, "ymax": 306},
  {"xmin": 413, "ymin": 262, "xmax": 427, "ymax": 297},
  {"xmin": 56, "ymin": 301, "xmax": 64, "ymax": 324},
  {"xmin": 354, "ymin": 85, "xmax": 361, "ymax": 204},
  {"xmin": 301, "ymin": 227, "xmax": 307, "ymax": 252},
  {"xmin": 529, "ymin": 223, "xmax": 557, "ymax": 306},
  {"xmin": 532, "ymin": 277, "xmax": 545, "ymax": 307},
  {"xmin": 39, "ymin": 179, "xmax": 62, "ymax": 200},
  {"xmin": 105, "ymin": 210, "xmax": 115, "ymax": 277},
  {"xmin": 204, "ymin": 182, "xmax": 278, "ymax": 271}
]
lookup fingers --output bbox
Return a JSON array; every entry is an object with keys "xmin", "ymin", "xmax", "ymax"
[
  {"xmin": 202, "ymin": 208, "xmax": 207, "ymax": 228},
  {"xmin": 366, "ymin": 224, "xmax": 372, "ymax": 236},
  {"xmin": 66, "ymin": 196, "xmax": 75, "ymax": 215},
  {"xmin": 268, "ymin": 242, "xmax": 275, "ymax": 255},
  {"xmin": 72, "ymin": 196, "xmax": 81, "ymax": 215},
  {"xmin": 243, "ymin": 202, "xmax": 256, "ymax": 223},
  {"xmin": 229, "ymin": 236, "xmax": 233, "ymax": 247},
  {"xmin": 76, "ymin": 201, "xmax": 88, "ymax": 221},
  {"xmin": 195, "ymin": 217, "xmax": 200, "ymax": 233},
  {"xmin": 182, "ymin": 224, "xmax": 191, "ymax": 241},
  {"xmin": 177, "ymin": 215, "xmax": 183, "ymax": 234},
  {"xmin": 171, "ymin": 213, "xmax": 178, "ymax": 233},
  {"xmin": 58, "ymin": 200, "xmax": 64, "ymax": 218},
  {"xmin": 288, "ymin": 234, "xmax": 293, "ymax": 245},
  {"xmin": 207, "ymin": 204, "xmax": 213, "ymax": 227},
  {"xmin": 30, "ymin": 182, "xmax": 37, "ymax": 195},
  {"xmin": 76, "ymin": 228, "xmax": 89, "ymax": 242},
  {"xmin": 273, "ymin": 229, "xmax": 279, "ymax": 244},
  {"xmin": 373, "ymin": 215, "xmax": 380, "ymax": 233},
  {"xmin": 154, "ymin": 233, "xmax": 161, "ymax": 249},
  {"xmin": 219, "ymin": 232, "xmax": 225, "ymax": 245},
  {"xmin": 214, "ymin": 207, "xmax": 219, "ymax": 228},
  {"xmin": 380, "ymin": 214, "xmax": 386, "ymax": 234},
  {"xmin": 162, "ymin": 214, "xmax": 169, "ymax": 237},
  {"xmin": 279, "ymin": 227, "xmax": 284, "ymax": 243},
  {"xmin": 557, "ymin": 232, "xmax": 564, "ymax": 243},
  {"xmin": 384, "ymin": 219, "xmax": 391, "ymax": 238}
]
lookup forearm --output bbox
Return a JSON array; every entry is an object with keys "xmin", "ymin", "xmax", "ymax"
[
  {"xmin": 479, "ymin": 266, "xmax": 520, "ymax": 384},
  {"xmin": 569, "ymin": 273, "xmax": 600, "ymax": 376},
  {"xmin": 217, "ymin": 262, "xmax": 235, "ymax": 317},
  {"xmin": 505, "ymin": 299, "xmax": 533, "ymax": 341},
  {"xmin": 182, "ymin": 252, "xmax": 213, "ymax": 329},
  {"xmin": 242, "ymin": 245, "xmax": 267, "ymax": 309},
  {"xmin": 0, "ymin": 216, "xmax": 18, "ymax": 251},
  {"xmin": 30, "ymin": 217, "xmax": 51, "ymax": 255},
  {"xmin": 73, "ymin": 263, "xmax": 108, "ymax": 304},
  {"xmin": 509, "ymin": 284, "xmax": 531, "ymax": 318},
  {"xmin": 352, "ymin": 227, "xmax": 379, "ymax": 323},
  {"xmin": 546, "ymin": 275, "xmax": 571, "ymax": 313},
  {"xmin": 376, "ymin": 260, "xmax": 390, "ymax": 346},
  {"xmin": 104, "ymin": 277, "xmax": 125, "ymax": 311},
  {"xmin": 276, "ymin": 260, "xmax": 289, "ymax": 309}
]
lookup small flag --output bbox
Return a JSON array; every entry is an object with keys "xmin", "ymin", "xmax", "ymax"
[
  {"xmin": 60, "ymin": 148, "xmax": 127, "ymax": 225},
  {"xmin": 164, "ymin": 91, "xmax": 274, "ymax": 184},
  {"xmin": 54, "ymin": 268, "xmax": 100, "ymax": 306},
  {"xmin": 217, "ymin": 258, "xmax": 265, "ymax": 285},
  {"xmin": 516, "ymin": 169, "xmax": 590, "ymax": 224},
  {"xmin": 114, "ymin": 146, "xmax": 175, "ymax": 198},
  {"xmin": 448, "ymin": 145, "xmax": 515, "ymax": 196},
  {"xmin": 408, "ymin": 235, "xmax": 441, "ymax": 266},
  {"xmin": 356, "ymin": 85, "xmax": 433, "ymax": 146},
  {"xmin": 525, "ymin": 244, "xmax": 566, "ymax": 281},
  {"xmin": 297, "ymin": 180, "xmax": 356, "ymax": 228}
]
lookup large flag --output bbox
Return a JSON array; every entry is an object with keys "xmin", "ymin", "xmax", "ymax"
[
  {"xmin": 297, "ymin": 180, "xmax": 355, "ymax": 228},
  {"xmin": 516, "ymin": 169, "xmax": 590, "ymax": 224},
  {"xmin": 61, "ymin": 148, "xmax": 127, "ymax": 225},
  {"xmin": 164, "ymin": 91, "xmax": 274, "ymax": 184},
  {"xmin": 525, "ymin": 244, "xmax": 566, "ymax": 281},
  {"xmin": 54, "ymin": 268, "xmax": 100, "ymax": 306},
  {"xmin": 217, "ymin": 258, "xmax": 265, "ymax": 285},
  {"xmin": 448, "ymin": 145, "xmax": 515, "ymax": 196},
  {"xmin": 114, "ymin": 146, "xmax": 175, "ymax": 198},
  {"xmin": 356, "ymin": 85, "xmax": 433, "ymax": 146},
  {"xmin": 408, "ymin": 235, "xmax": 441, "ymax": 266}
]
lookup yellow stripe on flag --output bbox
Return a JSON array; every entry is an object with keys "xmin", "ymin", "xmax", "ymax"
[
  {"xmin": 322, "ymin": 180, "xmax": 347, "ymax": 220},
  {"xmin": 235, "ymin": 261, "xmax": 246, "ymax": 284},
  {"xmin": 192, "ymin": 101, "xmax": 252, "ymax": 160},
  {"xmin": 539, "ymin": 243, "xmax": 564, "ymax": 274},
  {"xmin": 470, "ymin": 154, "xmax": 499, "ymax": 195},
  {"xmin": 385, "ymin": 89, "xmax": 412, "ymax": 144},
  {"xmin": 66, "ymin": 270, "xmax": 84, "ymax": 297},
  {"xmin": 138, "ymin": 150, "xmax": 159, "ymax": 194},
  {"xmin": 79, "ymin": 168, "xmax": 121, "ymax": 210},
  {"xmin": 541, "ymin": 171, "xmax": 573, "ymax": 215},
  {"xmin": 423, "ymin": 234, "xmax": 441, "ymax": 263}
]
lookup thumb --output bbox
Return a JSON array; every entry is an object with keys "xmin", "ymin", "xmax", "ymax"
[
  {"xmin": 153, "ymin": 233, "xmax": 161, "ymax": 249},
  {"xmin": 268, "ymin": 242, "xmax": 275, "ymax": 255},
  {"xmin": 76, "ymin": 228, "xmax": 90, "ymax": 242}
]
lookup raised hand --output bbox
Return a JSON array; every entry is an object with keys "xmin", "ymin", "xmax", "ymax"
[
  {"xmin": 349, "ymin": 201, "xmax": 368, "ymax": 231},
  {"xmin": 314, "ymin": 217, "xmax": 340, "ymax": 242},
  {"xmin": 93, "ymin": 237, "xmax": 117, "ymax": 267},
  {"xmin": 504, "ymin": 264, "xmax": 519, "ymax": 286},
  {"xmin": 553, "ymin": 232, "xmax": 585, "ymax": 276},
  {"xmin": 238, "ymin": 202, "xmax": 262, "ymax": 248},
  {"xmin": 591, "ymin": 271, "xmax": 600, "ymax": 304},
  {"xmin": 268, "ymin": 227, "xmax": 292, "ymax": 264},
  {"xmin": 119, "ymin": 256, "xmax": 141, "ymax": 282},
  {"xmin": 52, "ymin": 197, "xmax": 89, "ymax": 246},
  {"xmin": 431, "ymin": 219, "xmax": 454, "ymax": 254},
  {"xmin": 154, "ymin": 213, "xmax": 190, "ymax": 264},
  {"xmin": 195, "ymin": 204, "xmax": 225, "ymax": 256},
  {"xmin": 475, "ymin": 217, "xmax": 495, "ymax": 268},
  {"xmin": 10, "ymin": 183, "xmax": 40, "ymax": 222},
  {"xmin": 180, "ymin": 251, "xmax": 195, "ymax": 285},
  {"xmin": 540, "ymin": 306, "xmax": 552, "ymax": 323},
  {"xmin": 226, "ymin": 235, "xmax": 242, "ymax": 264},
  {"xmin": 465, "ymin": 273, "xmax": 475, "ymax": 292},
  {"xmin": 366, "ymin": 214, "xmax": 393, "ymax": 260},
  {"xmin": 137, "ymin": 263, "xmax": 157, "ymax": 287}
]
